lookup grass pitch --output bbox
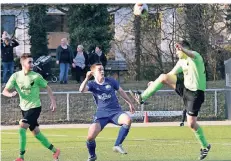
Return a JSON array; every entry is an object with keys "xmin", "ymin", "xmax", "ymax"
[{"xmin": 2, "ymin": 125, "xmax": 231, "ymax": 161}]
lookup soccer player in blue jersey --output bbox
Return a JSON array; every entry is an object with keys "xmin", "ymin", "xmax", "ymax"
[{"xmin": 79, "ymin": 63, "xmax": 135, "ymax": 161}]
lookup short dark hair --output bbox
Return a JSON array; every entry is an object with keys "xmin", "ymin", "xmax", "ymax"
[
  {"xmin": 179, "ymin": 40, "xmax": 191, "ymax": 49},
  {"xmin": 20, "ymin": 53, "xmax": 32, "ymax": 64},
  {"xmin": 90, "ymin": 63, "xmax": 102, "ymax": 71},
  {"xmin": 96, "ymin": 45, "xmax": 102, "ymax": 50}
]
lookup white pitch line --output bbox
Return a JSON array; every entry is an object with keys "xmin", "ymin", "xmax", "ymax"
[
  {"xmin": 2, "ymin": 141, "xmax": 231, "ymax": 153},
  {"xmin": 2, "ymin": 121, "xmax": 231, "ymax": 130},
  {"xmin": 1, "ymin": 132, "xmax": 69, "ymax": 137},
  {"xmin": 2, "ymin": 132, "xmax": 231, "ymax": 146},
  {"xmin": 2, "ymin": 132, "xmax": 231, "ymax": 148},
  {"xmin": 1, "ymin": 132, "xmax": 18, "ymax": 135}
]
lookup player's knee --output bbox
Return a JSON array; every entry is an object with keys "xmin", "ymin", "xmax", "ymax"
[
  {"xmin": 122, "ymin": 124, "xmax": 131, "ymax": 130},
  {"xmin": 125, "ymin": 118, "xmax": 132, "ymax": 126},
  {"xmin": 31, "ymin": 127, "xmax": 40, "ymax": 136},
  {"xmin": 159, "ymin": 74, "xmax": 168, "ymax": 83},
  {"xmin": 19, "ymin": 119, "xmax": 29, "ymax": 129},
  {"xmin": 87, "ymin": 135, "xmax": 95, "ymax": 141},
  {"xmin": 188, "ymin": 122, "xmax": 196, "ymax": 129}
]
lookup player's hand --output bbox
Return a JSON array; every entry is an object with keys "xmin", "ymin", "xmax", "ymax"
[
  {"xmin": 50, "ymin": 99, "xmax": 57, "ymax": 112},
  {"xmin": 10, "ymin": 91, "xmax": 17, "ymax": 97},
  {"xmin": 86, "ymin": 71, "xmax": 93, "ymax": 80},
  {"xmin": 56, "ymin": 60, "xmax": 59, "ymax": 65},
  {"xmin": 129, "ymin": 103, "xmax": 135, "ymax": 114},
  {"xmin": 147, "ymin": 81, "xmax": 154, "ymax": 87}
]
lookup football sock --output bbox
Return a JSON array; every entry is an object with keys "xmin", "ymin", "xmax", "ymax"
[
  {"xmin": 19, "ymin": 128, "xmax": 27, "ymax": 159},
  {"xmin": 87, "ymin": 140, "xmax": 96, "ymax": 157},
  {"xmin": 115, "ymin": 124, "xmax": 130, "ymax": 146},
  {"xmin": 194, "ymin": 126, "xmax": 209, "ymax": 149},
  {"xmin": 35, "ymin": 132, "xmax": 56, "ymax": 153},
  {"xmin": 141, "ymin": 80, "xmax": 163, "ymax": 101}
]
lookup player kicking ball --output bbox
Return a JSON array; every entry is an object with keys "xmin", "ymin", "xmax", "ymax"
[
  {"xmin": 129, "ymin": 40, "xmax": 211, "ymax": 160},
  {"xmin": 2, "ymin": 54, "xmax": 60, "ymax": 161},
  {"xmin": 79, "ymin": 63, "xmax": 135, "ymax": 161}
]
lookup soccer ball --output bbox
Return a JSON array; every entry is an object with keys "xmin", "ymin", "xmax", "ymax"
[{"xmin": 133, "ymin": 3, "xmax": 148, "ymax": 16}]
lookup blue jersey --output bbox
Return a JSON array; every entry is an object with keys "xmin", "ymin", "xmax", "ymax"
[{"xmin": 87, "ymin": 77, "xmax": 122, "ymax": 118}]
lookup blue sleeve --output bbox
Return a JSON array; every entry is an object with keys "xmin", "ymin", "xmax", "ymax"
[
  {"xmin": 87, "ymin": 81, "xmax": 94, "ymax": 92},
  {"xmin": 110, "ymin": 78, "xmax": 119, "ymax": 90}
]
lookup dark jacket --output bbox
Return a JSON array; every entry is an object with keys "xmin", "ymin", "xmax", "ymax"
[
  {"xmin": 56, "ymin": 45, "xmax": 74, "ymax": 64},
  {"xmin": 89, "ymin": 52, "xmax": 107, "ymax": 67},
  {"xmin": 73, "ymin": 51, "xmax": 89, "ymax": 71},
  {"xmin": 1, "ymin": 39, "xmax": 19, "ymax": 62}
]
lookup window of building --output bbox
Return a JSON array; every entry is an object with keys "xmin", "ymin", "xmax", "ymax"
[
  {"xmin": 45, "ymin": 15, "xmax": 68, "ymax": 32},
  {"xmin": 1, "ymin": 15, "xmax": 15, "ymax": 35}
]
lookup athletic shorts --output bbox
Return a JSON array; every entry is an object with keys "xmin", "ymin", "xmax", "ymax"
[
  {"xmin": 21, "ymin": 107, "xmax": 41, "ymax": 131},
  {"xmin": 175, "ymin": 73, "xmax": 204, "ymax": 117},
  {"xmin": 92, "ymin": 111, "xmax": 126, "ymax": 130}
]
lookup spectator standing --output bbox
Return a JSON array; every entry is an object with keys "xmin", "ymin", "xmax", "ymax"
[
  {"xmin": 1, "ymin": 31, "xmax": 19, "ymax": 87},
  {"xmin": 72, "ymin": 45, "xmax": 89, "ymax": 83},
  {"xmin": 56, "ymin": 38, "xmax": 74, "ymax": 84},
  {"xmin": 89, "ymin": 45, "xmax": 107, "ymax": 68}
]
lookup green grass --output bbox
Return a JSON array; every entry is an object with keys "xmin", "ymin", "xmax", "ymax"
[{"xmin": 2, "ymin": 125, "xmax": 231, "ymax": 161}]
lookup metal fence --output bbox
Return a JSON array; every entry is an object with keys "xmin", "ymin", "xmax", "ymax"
[{"xmin": 1, "ymin": 89, "xmax": 227, "ymax": 125}]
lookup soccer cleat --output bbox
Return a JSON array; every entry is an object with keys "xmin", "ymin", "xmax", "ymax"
[
  {"xmin": 87, "ymin": 155, "xmax": 97, "ymax": 161},
  {"xmin": 129, "ymin": 90, "xmax": 144, "ymax": 104},
  {"xmin": 53, "ymin": 148, "xmax": 60, "ymax": 161},
  {"xmin": 113, "ymin": 144, "xmax": 128, "ymax": 154},
  {"xmin": 14, "ymin": 158, "xmax": 24, "ymax": 161},
  {"xmin": 199, "ymin": 144, "xmax": 211, "ymax": 160}
]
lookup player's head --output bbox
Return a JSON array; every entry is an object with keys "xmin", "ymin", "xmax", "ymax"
[
  {"xmin": 176, "ymin": 40, "xmax": 190, "ymax": 59},
  {"xmin": 90, "ymin": 63, "xmax": 104, "ymax": 79},
  {"xmin": 178, "ymin": 40, "xmax": 191, "ymax": 49},
  {"xmin": 20, "ymin": 53, "xmax": 33, "ymax": 71}
]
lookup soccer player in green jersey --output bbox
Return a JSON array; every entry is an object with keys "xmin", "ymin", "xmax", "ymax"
[
  {"xmin": 2, "ymin": 53, "xmax": 60, "ymax": 161},
  {"xmin": 129, "ymin": 40, "xmax": 211, "ymax": 160}
]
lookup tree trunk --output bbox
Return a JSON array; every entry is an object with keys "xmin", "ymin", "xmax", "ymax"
[{"xmin": 134, "ymin": 16, "xmax": 141, "ymax": 81}]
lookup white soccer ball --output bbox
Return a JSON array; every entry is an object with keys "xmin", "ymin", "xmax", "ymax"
[{"xmin": 133, "ymin": 3, "xmax": 149, "ymax": 16}]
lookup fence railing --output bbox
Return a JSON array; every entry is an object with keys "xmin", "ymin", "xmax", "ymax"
[
  {"xmin": 40, "ymin": 88, "xmax": 226, "ymax": 121},
  {"xmin": 1, "ymin": 88, "xmax": 227, "ymax": 124}
]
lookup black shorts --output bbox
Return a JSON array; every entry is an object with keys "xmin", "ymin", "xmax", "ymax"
[
  {"xmin": 21, "ymin": 107, "xmax": 41, "ymax": 131},
  {"xmin": 175, "ymin": 73, "xmax": 204, "ymax": 117}
]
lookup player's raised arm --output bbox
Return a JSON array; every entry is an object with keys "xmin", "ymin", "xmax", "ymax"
[
  {"xmin": 79, "ymin": 71, "xmax": 93, "ymax": 92},
  {"xmin": 175, "ymin": 41, "xmax": 196, "ymax": 59},
  {"xmin": 118, "ymin": 87, "xmax": 135, "ymax": 114}
]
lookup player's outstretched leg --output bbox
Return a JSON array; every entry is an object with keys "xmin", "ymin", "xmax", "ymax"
[
  {"xmin": 32, "ymin": 127, "xmax": 60, "ymax": 161},
  {"xmin": 129, "ymin": 74, "xmax": 177, "ymax": 104},
  {"xmin": 86, "ymin": 123, "xmax": 101, "ymax": 161},
  {"xmin": 187, "ymin": 115, "xmax": 211, "ymax": 160},
  {"xmin": 113, "ymin": 113, "xmax": 132, "ymax": 154}
]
